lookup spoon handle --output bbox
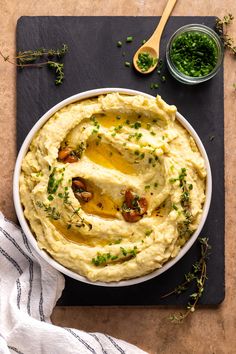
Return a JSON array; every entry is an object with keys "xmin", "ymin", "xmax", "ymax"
[{"xmin": 149, "ymin": 0, "xmax": 177, "ymax": 45}]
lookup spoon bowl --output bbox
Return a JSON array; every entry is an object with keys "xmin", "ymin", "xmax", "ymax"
[{"xmin": 133, "ymin": 46, "xmax": 159, "ymax": 74}]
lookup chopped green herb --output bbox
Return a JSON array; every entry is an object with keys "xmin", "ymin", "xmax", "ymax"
[
  {"xmin": 135, "ymin": 132, "xmax": 142, "ymax": 140},
  {"xmin": 161, "ymin": 75, "xmax": 166, "ymax": 82},
  {"xmin": 132, "ymin": 121, "xmax": 141, "ymax": 129},
  {"xmin": 92, "ymin": 253, "xmax": 110, "ymax": 266},
  {"xmin": 125, "ymin": 61, "xmax": 131, "ymax": 67},
  {"xmin": 145, "ymin": 230, "xmax": 153, "ymax": 236},
  {"xmin": 136, "ymin": 52, "xmax": 157, "ymax": 72},
  {"xmin": 47, "ymin": 168, "xmax": 63, "ymax": 195},
  {"xmin": 114, "ymin": 124, "xmax": 123, "ymax": 132},
  {"xmin": 139, "ymin": 153, "xmax": 145, "ymax": 159},
  {"xmin": 126, "ymin": 36, "xmax": 133, "ymax": 43},
  {"xmin": 114, "ymin": 239, "xmax": 122, "ymax": 244},
  {"xmin": 170, "ymin": 31, "xmax": 219, "ymax": 77},
  {"xmin": 150, "ymin": 83, "xmax": 159, "ymax": 89},
  {"xmin": 111, "ymin": 255, "xmax": 119, "ymax": 261},
  {"xmin": 117, "ymin": 41, "xmax": 122, "ymax": 47}
]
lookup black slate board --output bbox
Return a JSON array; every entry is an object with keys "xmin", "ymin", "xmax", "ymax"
[{"xmin": 16, "ymin": 16, "xmax": 225, "ymax": 306}]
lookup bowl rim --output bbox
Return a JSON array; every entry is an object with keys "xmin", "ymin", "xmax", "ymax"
[{"xmin": 13, "ymin": 87, "xmax": 212, "ymax": 287}]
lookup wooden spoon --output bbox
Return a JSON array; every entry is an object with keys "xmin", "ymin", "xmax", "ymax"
[{"xmin": 133, "ymin": 0, "xmax": 177, "ymax": 74}]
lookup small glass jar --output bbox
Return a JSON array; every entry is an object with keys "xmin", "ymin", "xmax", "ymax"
[{"xmin": 166, "ymin": 24, "xmax": 224, "ymax": 85}]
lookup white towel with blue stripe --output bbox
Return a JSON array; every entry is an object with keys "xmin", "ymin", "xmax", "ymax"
[{"xmin": 0, "ymin": 213, "xmax": 147, "ymax": 354}]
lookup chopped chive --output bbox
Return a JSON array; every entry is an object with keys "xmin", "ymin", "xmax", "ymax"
[
  {"xmin": 125, "ymin": 61, "xmax": 131, "ymax": 67},
  {"xmin": 117, "ymin": 41, "xmax": 122, "ymax": 47},
  {"xmin": 140, "ymin": 153, "xmax": 145, "ymax": 159},
  {"xmin": 126, "ymin": 36, "xmax": 133, "ymax": 43},
  {"xmin": 136, "ymin": 52, "xmax": 157, "ymax": 72},
  {"xmin": 161, "ymin": 75, "xmax": 166, "ymax": 82}
]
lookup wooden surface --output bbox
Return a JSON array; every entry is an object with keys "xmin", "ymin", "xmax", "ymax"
[{"xmin": 0, "ymin": 1, "xmax": 235, "ymax": 353}]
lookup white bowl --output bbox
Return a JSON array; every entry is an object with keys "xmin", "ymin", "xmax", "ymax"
[{"xmin": 13, "ymin": 88, "xmax": 212, "ymax": 287}]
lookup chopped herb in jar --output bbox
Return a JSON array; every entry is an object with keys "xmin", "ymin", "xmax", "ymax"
[{"xmin": 170, "ymin": 31, "xmax": 219, "ymax": 77}]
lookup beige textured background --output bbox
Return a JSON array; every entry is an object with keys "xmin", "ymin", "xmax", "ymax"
[{"xmin": 0, "ymin": 1, "xmax": 236, "ymax": 353}]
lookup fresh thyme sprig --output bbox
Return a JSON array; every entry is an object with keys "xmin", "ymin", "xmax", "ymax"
[
  {"xmin": 36, "ymin": 201, "xmax": 61, "ymax": 220},
  {"xmin": 0, "ymin": 44, "xmax": 68, "ymax": 85},
  {"xmin": 161, "ymin": 237, "xmax": 211, "ymax": 323},
  {"xmin": 215, "ymin": 14, "xmax": 236, "ymax": 55},
  {"xmin": 16, "ymin": 44, "xmax": 68, "ymax": 63},
  {"xmin": 59, "ymin": 186, "xmax": 92, "ymax": 231}
]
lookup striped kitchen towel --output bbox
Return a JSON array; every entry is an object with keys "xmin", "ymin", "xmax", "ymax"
[{"xmin": 0, "ymin": 212, "xmax": 147, "ymax": 354}]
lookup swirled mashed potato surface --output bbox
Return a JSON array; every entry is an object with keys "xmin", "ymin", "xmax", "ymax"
[{"xmin": 20, "ymin": 93, "xmax": 206, "ymax": 282}]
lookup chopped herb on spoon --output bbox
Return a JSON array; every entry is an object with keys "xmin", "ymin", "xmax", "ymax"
[{"xmin": 136, "ymin": 52, "xmax": 158, "ymax": 72}]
